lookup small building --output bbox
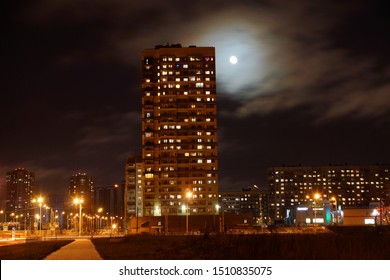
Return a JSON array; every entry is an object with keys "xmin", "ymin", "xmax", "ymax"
[
  {"xmin": 343, "ymin": 203, "xmax": 389, "ymax": 226},
  {"xmin": 295, "ymin": 200, "xmax": 332, "ymax": 226}
]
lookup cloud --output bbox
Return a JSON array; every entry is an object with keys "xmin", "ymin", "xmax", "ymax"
[
  {"xmin": 76, "ymin": 111, "xmax": 141, "ymax": 150},
  {"xmin": 191, "ymin": 1, "xmax": 390, "ymax": 121}
]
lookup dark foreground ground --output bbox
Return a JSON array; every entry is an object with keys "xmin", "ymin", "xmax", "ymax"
[
  {"xmin": 0, "ymin": 240, "xmax": 73, "ymax": 260},
  {"xmin": 91, "ymin": 233, "xmax": 390, "ymax": 260},
  {"xmin": 1, "ymin": 232, "xmax": 389, "ymax": 260}
]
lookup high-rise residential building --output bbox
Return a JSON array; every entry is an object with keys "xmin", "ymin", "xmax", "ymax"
[
  {"xmin": 95, "ymin": 183, "xmax": 124, "ymax": 220},
  {"xmin": 125, "ymin": 155, "xmax": 143, "ymax": 221},
  {"xmin": 6, "ymin": 168, "xmax": 35, "ymax": 221},
  {"xmin": 141, "ymin": 44, "xmax": 218, "ymax": 217},
  {"xmin": 68, "ymin": 172, "xmax": 95, "ymax": 214},
  {"xmin": 268, "ymin": 165, "xmax": 390, "ymax": 221}
]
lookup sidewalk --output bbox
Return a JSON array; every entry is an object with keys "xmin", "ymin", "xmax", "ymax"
[{"xmin": 44, "ymin": 238, "xmax": 103, "ymax": 260}]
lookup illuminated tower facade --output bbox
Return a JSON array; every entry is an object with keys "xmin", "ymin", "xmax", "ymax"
[
  {"xmin": 141, "ymin": 44, "xmax": 218, "ymax": 216},
  {"xmin": 68, "ymin": 172, "xmax": 95, "ymax": 214},
  {"xmin": 6, "ymin": 168, "xmax": 35, "ymax": 220},
  {"xmin": 125, "ymin": 155, "xmax": 144, "ymax": 219}
]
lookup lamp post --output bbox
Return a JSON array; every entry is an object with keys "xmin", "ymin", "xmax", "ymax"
[
  {"xmin": 184, "ymin": 191, "xmax": 192, "ymax": 234},
  {"xmin": 32, "ymin": 196, "xmax": 44, "ymax": 235},
  {"xmin": 313, "ymin": 193, "xmax": 321, "ymax": 227},
  {"xmin": 97, "ymin": 208, "xmax": 103, "ymax": 232},
  {"xmin": 253, "ymin": 185, "xmax": 263, "ymax": 228},
  {"xmin": 330, "ymin": 197, "xmax": 338, "ymax": 224},
  {"xmin": 73, "ymin": 198, "xmax": 83, "ymax": 237}
]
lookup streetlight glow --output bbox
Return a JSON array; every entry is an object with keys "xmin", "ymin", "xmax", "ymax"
[
  {"xmin": 313, "ymin": 193, "xmax": 321, "ymax": 226},
  {"xmin": 184, "ymin": 191, "xmax": 193, "ymax": 234},
  {"xmin": 73, "ymin": 198, "xmax": 84, "ymax": 237},
  {"xmin": 33, "ymin": 196, "xmax": 44, "ymax": 235}
]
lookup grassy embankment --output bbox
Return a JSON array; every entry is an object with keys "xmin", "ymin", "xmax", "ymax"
[
  {"xmin": 1, "ymin": 232, "xmax": 389, "ymax": 260},
  {"xmin": 91, "ymin": 233, "xmax": 390, "ymax": 260},
  {"xmin": 0, "ymin": 240, "xmax": 74, "ymax": 260}
]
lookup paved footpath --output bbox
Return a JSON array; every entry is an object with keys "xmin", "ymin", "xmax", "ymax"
[{"xmin": 44, "ymin": 238, "xmax": 103, "ymax": 260}]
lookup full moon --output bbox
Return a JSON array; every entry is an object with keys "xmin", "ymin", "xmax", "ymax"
[{"xmin": 229, "ymin": 55, "xmax": 238, "ymax": 64}]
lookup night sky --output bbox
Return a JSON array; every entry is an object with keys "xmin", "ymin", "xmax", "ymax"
[{"xmin": 1, "ymin": 0, "xmax": 389, "ymax": 197}]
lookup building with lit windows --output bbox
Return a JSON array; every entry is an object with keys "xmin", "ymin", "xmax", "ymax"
[
  {"xmin": 68, "ymin": 172, "xmax": 95, "ymax": 214},
  {"xmin": 5, "ymin": 168, "xmax": 35, "ymax": 225},
  {"xmin": 219, "ymin": 186, "xmax": 268, "ymax": 225},
  {"xmin": 124, "ymin": 155, "xmax": 144, "ymax": 232},
  {"xmin": 95, "ymin": 183, "xmax": 124, "ymax": 221},
  {"xmin": 141, "ymin": 44, "xmax": 218, "ymax": 217},
  {"xmin": 268, "ymin": 165, "xmax": 390, "ymax": 222}
]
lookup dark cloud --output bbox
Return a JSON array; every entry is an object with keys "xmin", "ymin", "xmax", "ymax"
[{"xmin": 1, "ymin": 0, "xmax": 389, "ymax": 195}]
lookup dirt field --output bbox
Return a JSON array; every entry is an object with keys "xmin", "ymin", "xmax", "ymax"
[{"xmin": 91, "ymin": 233, "xmax": 390, "ymax": 260}]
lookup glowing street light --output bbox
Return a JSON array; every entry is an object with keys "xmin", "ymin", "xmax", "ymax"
[
  {"xmin": 97, "ymin": 208, "xmax": 103, "ymax": 231},
  {"xmin": 32, "ymin": 196, "xmax": 44, "ymax": 235},
  {"xmin": 184, "ymin": 191, "xmax": 193, "ymax": 234},
  {"xmin": 253, "ymin": 185, "xmax": 263, "ymax": 227},
  {"xmin": 73, "ymin": 198, "xmax": 84, "ymax": 237},
  {"xmin": 313, "ymin": 193, "xmax": 321, "ymax": 226},
  {"xmin": 0, "ymin": 210, "xmax": 5, "ymax": 223},
  {"xmin": 330, "ymin": 197, "xmax": 338, "ymax": 224}
]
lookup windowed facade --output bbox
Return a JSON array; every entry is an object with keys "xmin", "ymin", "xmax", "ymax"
[
  {"xmin": 6, "ymin": 168, "xmax": 35, "ymax": 223},
  {"xmin": 268, "ymin": 165, "xmax": 390, "ymax": 221},
  {"xmin": 141, "ymin": 45, "xmax": 218, "ymax": 216},
  {"xmin": 68, "ymin": 173, "xmax": 95, "ymax": 215}
]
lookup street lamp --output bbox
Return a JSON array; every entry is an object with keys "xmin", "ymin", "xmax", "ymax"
[
  {"xmin": 253, "ymin": 185, "xmax": 263, "ymax": 228},
  {"xmin": 73, "ymin": 198, "xmax": 84, "ymax": 237},
  {"xmin": 184, "ymin": 191, "xmax": 192, "ymax": 234},
  {"xmin": 32, "ymin": 196, "xmax": 44, "ymax": 235},
  {"xmin": 97, "ymin": 208, "xmax": 103, "ymax": 232},
  {"xmin": 330, "ymin": 197, "xmax": 338, "ymax": 224},
  {"xmin": 313, "ymin": 193, "xmax": 321, "ymax": 226},
  {"xmin": 215, "ymin": 204, "xmax": 222, "ymax": 232}
]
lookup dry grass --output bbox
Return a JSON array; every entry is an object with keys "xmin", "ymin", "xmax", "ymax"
[
  {"xmin": 91, "ymin": 233, "xmax": 390, "ymax": 260},
  {"xmin": 0, "ymin": 240, "xmax": 74, "ymax": 260}
]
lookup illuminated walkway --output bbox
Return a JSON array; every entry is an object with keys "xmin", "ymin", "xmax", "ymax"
[{"xmin": 44, "ymin": 238, "xmax": 103, "ymax": 260}]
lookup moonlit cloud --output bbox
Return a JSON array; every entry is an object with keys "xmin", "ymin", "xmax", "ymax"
[
  {"xmin": 17, "ymin": 0, "xmax": 390, "ymax": 123},
  {"xmin": 2, "ymin": 0, "xmax": 389, "ymax": 194}
]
